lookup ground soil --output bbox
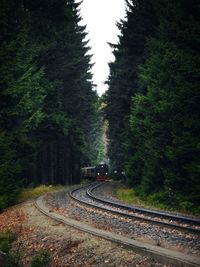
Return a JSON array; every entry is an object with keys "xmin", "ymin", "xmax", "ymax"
[{"xmin": 0, "ymin": 196, "xmax": 166, "ymax": 267}]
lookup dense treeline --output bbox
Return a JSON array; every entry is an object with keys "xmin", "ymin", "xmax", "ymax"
[
  {"xmin": 0, "ymin": 0, "xmax": 101, "ymax": 209},
  {"xmin": 105, "ymin": 0, "xmax": 200, "ymax": 211}
]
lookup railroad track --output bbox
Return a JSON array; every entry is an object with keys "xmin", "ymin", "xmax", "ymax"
[
  {"xmin": 69, "ymin": 182, "xmax": 200, "ymax": 234},
  {"xmin": 35, "ymin": 183, "xmax": 200, "ymax": 267}
]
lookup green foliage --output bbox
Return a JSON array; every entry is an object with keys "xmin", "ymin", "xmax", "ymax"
[
  {"xmin": 116, "ymin": 188, "xmax": 139, "ymax": 205},
  {"xmin": 179, "ymin": 201, "xmax": 200, "ymax": 214},
  {"xmin": 116, "ymin": 185, "xmax": 200, "ymax": 214},
  {"xmin": 0, "ymin": 230, "xmax": 22, "ymax": 267},
  {"xmin": 0, "ymin": 230, "xmax": 14, "ymax": 253},
  {"xmin": 30, "ymin": 250, "xmax": 51, "ymax": 267},
  {"xmin": 0, "ymin": 132, "xmax": 21, "ymax": 210},
  {"xmin": 105, "ymin": 0, "xmax": 158, "ymax": 172},
  {"xmin": 0, "ymin": 196, "xmax": 7, "ymax": 211},
  {"xmin": 128, "ymin": 0, "xmax": 200, "ymax": 203},
  {"xmin": 106, "ymin": 0, "xmax": 200, "ymax": 210},
  {"xmin": 6, "ymin": 249, "xmax": 23, "ymax": 267},
  {"xmin": 0, "ymin": 0, "xmax": 102, "ymax": 203},
  {"xmin": 0, "ymin": 231, "xmax": 52, "ymax": 267},
  {"xmin": 144, "ymin": 191, "xmax": 200, "ymax": 214}
]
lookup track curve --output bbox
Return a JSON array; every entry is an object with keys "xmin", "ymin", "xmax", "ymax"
[
  {"xmin": 36, "ymin": 193, "xmax": 200, "ymax": 267},
  {"xmin": 70, "ymin": 182, "xmax": 200, "ymax": 234}
]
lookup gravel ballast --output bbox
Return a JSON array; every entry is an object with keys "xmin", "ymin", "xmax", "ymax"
[{"xmin": 45, "ymin": 184, "xmax": 200, "ymax": 258}]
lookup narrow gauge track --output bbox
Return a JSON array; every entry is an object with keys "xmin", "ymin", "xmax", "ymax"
[{"xmin": 69, "ymin": 182, "xmax": 200, "ymax": 235}]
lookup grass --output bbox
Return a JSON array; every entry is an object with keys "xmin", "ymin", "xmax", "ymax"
[
  {"xmin": 18, "ymin": 185, "xmax": 64, "ymax": 203},
  {"xmin": 115, "ymin": 187, "xmax": 152, "ymax": 208},
  {"xmin": 115, "ymin": 185, "xmax": 200, "ymax": 215}
]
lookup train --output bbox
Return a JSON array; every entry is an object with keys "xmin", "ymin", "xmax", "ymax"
[{"xmin": 81, "ymin": 164, "xmax": 109, "ymax": 181}]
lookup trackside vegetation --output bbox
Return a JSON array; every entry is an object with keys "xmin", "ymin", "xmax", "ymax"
[
  {"xmin": 17, "ymin": 185, "xmax": 64, "ymax": 203},
  {"xmin": 0, "ymin": 230, "xmax": 22, "ymax": 267},
  {"xmin": 0, "ymin": 230, "xmax": 51, "ymax": 267},
  {"xmin": 116, "ymin": 185, "xmax": 200, "ymax": 215},
  {"xmin": 105, "ymin": 0, "xmax": 200, "ymax": 212}
]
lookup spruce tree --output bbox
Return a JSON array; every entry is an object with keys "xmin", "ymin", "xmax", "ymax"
[
  {"xmin": 129, "ymin": 0, "xmax": 200, "ymax": 207},
  {"xmin": 24, "ymin": 0, "xmax": 98, "ymax": 185},
  {"xmin": 105, "ymin": 0, "xmax": 158, "ymax": 172},
  {"xmin": 0, "ymin": 0, "xmax": 101, "ymax": 208},
  {"xmin": 0, "ymin": 0, "xmax": 48, "ymax": 206}
]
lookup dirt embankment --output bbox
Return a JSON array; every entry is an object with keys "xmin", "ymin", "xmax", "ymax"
[{"xmin": 0, "ymin": 195, "xmax": 167, "ymax": 267}]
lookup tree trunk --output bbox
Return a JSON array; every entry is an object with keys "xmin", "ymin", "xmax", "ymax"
[
  {"xmin": 49, "ymin": 142, "xmax": 55, "ymax": 184},
  {"xmin": 41, "ymin": 142, "xmax": 48, "ymax": 184}
]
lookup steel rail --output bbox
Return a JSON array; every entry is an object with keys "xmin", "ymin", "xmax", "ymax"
[
  {"xmin": 35, "ymin": 194, "xmax": 200, "ymax": 267},
  {"xmin": 87, "ymin": 182, "xmax": 200, "ymax": 225},
  {"xmin": 69, "ymin": 183, "xmax": 200, "ymax": 234}
]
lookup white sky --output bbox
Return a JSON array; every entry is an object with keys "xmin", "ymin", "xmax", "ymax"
[{"xmin": 77, "ymin": 0, "xmax": 127, "ymax": 96}]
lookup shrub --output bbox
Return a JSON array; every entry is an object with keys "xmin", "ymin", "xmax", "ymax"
[
  {"xmin": 0, "ymin": 196, "xmax": 7, "ymax": 211},
  {"xmin": 6, "ymin": 249, "xmax": 23, "ymax": 267},
  {"xmin": 0, "ymin": 230, "xmax": 22, "ymax": 267},
  {"xmin": 0, "ymin": 230, "xmax": 14, "ymax": 253},
  {"xmin": 147, "ymin": 190, "xmax": 179, "ymax": 209},
  {"xmin": 30, "ymin": 250, "xmax": 51, "ymax": 267}
]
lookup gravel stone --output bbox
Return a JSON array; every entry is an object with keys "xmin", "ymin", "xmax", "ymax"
[{"xmin": 45, "ymin": 183, "xmax": 200, "ymax": 258}]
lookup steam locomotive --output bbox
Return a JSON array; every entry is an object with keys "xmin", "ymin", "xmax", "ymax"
[{"xmin": 81, "ymin": 164, "xmax": 109, "ymax": 181}]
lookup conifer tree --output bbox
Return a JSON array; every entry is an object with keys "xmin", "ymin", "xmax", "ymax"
[
  {"xmin": 0, "ymin": 0, "xmax": 48, "ymax": 207},
  {"xmin": 129, "ymin": 0, "xmax": 200, "ymax": 206},
  {"xmin": 105, "ymin": 0, "xmax": 158, "ymax": 172},
  {"xmin": 23, "ymin": 0, "xmax": 98, "ymax": 185},
  {"xmin": 0, "ymin": 0, "xmax": 101, "ymax": 208}
]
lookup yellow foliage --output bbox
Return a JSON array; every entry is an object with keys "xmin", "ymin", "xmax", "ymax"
[
  {"xmin": 18, "ymin": 185, "xmax": 64, "ymax": 202},
  {"xmin": 98, "ymin": 102, "xmax": 107, "ymax": 111},
  {"xmin": 116, "ymin": 188, "xmax": 146, "ymax": 207}
]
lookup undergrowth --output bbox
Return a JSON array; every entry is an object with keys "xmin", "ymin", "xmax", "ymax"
[
  {"xmin": 0, "ymin": 230, "xmax": 51, "ymax": 267},
  {"xmin": 116, "ymin": 185, "xmax": 200, "ymax": 215},
  {"xmin": 0, "ymin": 230, "xmax": 22, "ymax": 267},
  {"xmin": 30, "ymin": 250, "xmax": 51, "ymax": 267},
  {"xmin": 18, "ymin": 185, "xmax": 64, "ymax": 203}
]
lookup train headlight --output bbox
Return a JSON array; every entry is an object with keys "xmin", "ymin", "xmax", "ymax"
[
  {"xmin": 106, "ymin": 172, "xmax": 108, "ymax": 175},
  {"xmin": 97, "ymin": 173, "xmax": 100, "ymax": 175}
]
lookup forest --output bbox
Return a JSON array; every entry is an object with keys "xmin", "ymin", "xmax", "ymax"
[
  {"xmin": 0, "ymin": 0, "xmax": 103, "ymax": 210},
  {"xmin": 0, "ymin": 0, "xmax": 199, "ymax": 212},
  {"xmin": 105, "ymin": 0, "xmax": 200, "ymax": 211}
]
